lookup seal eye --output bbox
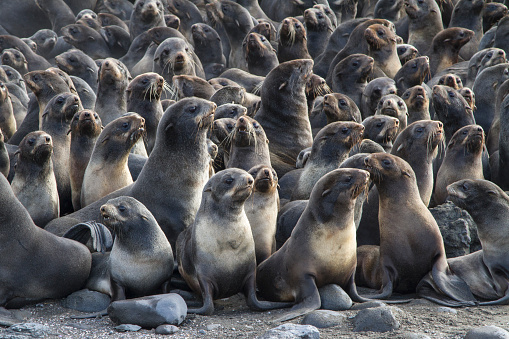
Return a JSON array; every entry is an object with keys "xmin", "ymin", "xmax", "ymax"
[
  {"xmin": 188, "ymin": 106, "xmax": 197, "ymax": 113},
  {"xmin": 339, "ymin": 99, "xmax": 346, "ymax": 106},
  {"xmin": 94, "ymin": 114, "xmax": 99, "ymax": 119},
  {"xmin": 317, "ymin": 13, "xmax": 323, "ymax": 19},
  {"xmin": 345, "ymin": 176, "xmax": 352, "ymax": 182},
  {"xmin": 382, "ymin": 159, "xmax": 391, "ymax": 166},
  {"xmin": 138, "ymin": 2, "xmax": 145, "ymax": 7},
  {"xmin": 448, "ymin": 91, "xmax": 455, "ymax": 98},
  {"xmin": 118, "ymin": 205, "xmax": 126, "ymax": 212},
  {"xmin": 461, "ymin": 182, "xmax": 469, "ymax": 191},
  {"xmin": 342, "ymin": 127, "xmax": 349, "ymax": 134},
  {"xmin": 5, "ymin": 71, "xmax": 11, "ymax": 76},
  {"xmin": 122, "ymin": 122, "xmax": 129, "ymax": 129},
  {"xmin": 57, "ymin": 97, "xmax": 64, "ymax": 104},
  {"xmin": 352, "ymin": 61, "xmax": 359, "ymax": 67},
  {"xmin": 487, "ymin": 52, "xmax": 493, "ymax": 58},
  {"xmin": 225, "ymin": 177, "xmax": 233, "ymax": 184},
  {"xmin": 462, "ymin": 129, "xmax": 468, "ymax": 135},
  {"xmin": 28, "ymin": 138, "xmax": 36, "ymax": 146},
  {"xmin": 377, "ymin": 30, "xmax": 384, "ymax": 36},
  {"xmin": 416, "ymin": 127, "xmax": 424, "ymax": 133}
]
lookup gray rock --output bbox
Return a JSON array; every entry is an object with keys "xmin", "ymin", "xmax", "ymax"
[
  {"xmin": 206, "ymin": 324, "xmax": 222, "ymax": 331},
  {"xmin": 9, "ymin": 323, "xmax": 50, "ymax": 338},
  {"xmin": 257, "ymin": 324, "xmax": 320, "ymax": 339},
  {"xmin": 108, "ymin": 293, "xmax": 187, "ymax": 329},
  {"xmin": 318, "ymin": 284, "xmax": 352, "ymax": 311},
  {"xmin": 352, "ymin": 307, "xmax": 400, "ymax": 332},
  {"xmin": 464, "ymin": 326, "xmax": 509, "ymax": 339},
  {"xmin": 430, "ymin": 201, "xmax": 480, "ymax": 257},
  {"xmin": 395, "ymin": 333, "xmax": 431, "ymax": 339},
  {"xmin": 436, "ymin": 307, "xmax": 457, "ymax": 314},
  {"xmin": 114, "ymin": 324, "xmax": 141, "ymax": 332},
  {"xmin": 61, "ymin": 289, "xmax": 111, "ymax": 312},
  {"xmin": 301, "ymin": 310, "xmax": 347, "ymax": 328},
  {"xmin": 350, "ymin": 301, "xmax": 386, "ymax": 310},
  {"xmin": 0, "ymin": 308, "xmax": 24, "ymax": 327},
  {"xmin": 155, "ymin": 325, "xmax": 179, "ymax": 335}
]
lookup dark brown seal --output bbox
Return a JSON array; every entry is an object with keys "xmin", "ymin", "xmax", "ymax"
[
  {"xmin": 277, "ymin": 17, "xmax": 312, "ymax": 63},
  {"xmin": 402, "ymin": 85, "xmax": 430, "ymax": 124},
  {"xmin": 129, "ymin": 0, "xmax": 165, "ymax": 42},
  {"xmin": 243, "ymin": 32, "xmax": 279, "ymax": 77},
  {"xmin": 11, "ymin": 131, "xmax": 59, "ymax": 227},
  {"xmin": 434, "ymin": 125, "xmax": 485, "ymax": 205},
  {"xmin": 405, "ymin": 0, "xmax": 443, "ymax": 54},
  {"xmin": 364, "ymin": 24, "xmax": 401, "ymax": 78},
  {"xmin": 257, "ymin": 168, "xmax": 372, "ymax": 322},
  {"xmin": 374, "ymin": 94, "xmax": 408, "ymax": 132},
  {"xmin": 81, "ymin": 113, "xmax": 146, "ymax": 207},
  {"xmin": 0, "ymin": 82, "xmax": 16, "ymax": 141},
  {"xmin": 176, "ymin": 168, "xmax": 290, "ymax": 315},
  {"xmin": 362, "ymin": 115, "xmax": 399, "ymax": 153},
  {"xmin": 426, "ymin": 28, "xmax": 474, "ymax": 76},
  {"xmin": 360, "ymin": 77, "xmax": 397, "ymax": 119}
]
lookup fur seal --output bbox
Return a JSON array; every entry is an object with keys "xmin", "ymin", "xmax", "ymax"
[
  {"xmin": 418, "ymin": 179, "xmax": 509, "ymax": 305},
  {"xmin": 374, "ymin": 94, "xmax": 408, "ymax": 132},
  {"xmin": 254, "ymin": 59, "xmax": 314, "ymax": 177},
  {"xmin": 226, "ymin": 116, "xmax": 271, "ymax": 172},
  {"xmin": 1, "ymin": 49, "xmax": 28, "ymax": 76},
  {"xmin": 176, "ymin": 168, "xmax": 289, "ymax": 315},
  {"xmin": 0, "ymin": 82, "xmax": 16, "ymax": 141},
  {"xmin": 310, "ymin": 93, "xmax": 362, "ymax": 135},
  {"xmin": 394, "ymin": 56, "xmax": 430, "ymax": 96},
  {"xmin": 246, "ymin": 165, "xmax": 278, "ymax": 265},
  {"xmin": 0, "ymin": 170, "xmax": 91, "ymax": 308},
  {"xmin": 434, "ymin": 125, "xmax": 485, "ymax": 205},
  {"xmin": 243, "ymin": 33, "xmax": 278, "ymax": 77},
  {"xmin": 364, "ymin": 23, "xmax": 401, "ymax": 78},
  {"xmin": 190, "ymin": 23, "xmax": 226, "ymax": 80},
  {"xmin": 360, "ymin": 77, "xmax": 397, "ymax": 119},
  {"xmin": 402, "ymin": 85, "xmax": 431, "ymax": 124},
  {"xmin": 214, "ymin": 103, "xmax": 247, "ymax": 120},
  {"xmin": 95, "ymin": 58, "xmax": 131, "ymax": 126},
  {"xmin": 356, "ymin": 153, "xmax": 475, "ymax": 305},
  {"xmin": 449, "ymin": 0, "xmax": 484, "ymax": 60},
  {"xmin": 426, "ymin": 28, "xmax": 474, "ymax": 76},
  {"xmin": 11, "ymin": 131, "xmax": 59, "ymax": 227},
  {"xmin": 61, "ymin": 24, "xmax": 111, "ymax": 60},
  {"xmin": 437, "ymin": 73, "xmax": 463, "ymax": 90},
  {"xmin": 405, "ymin": 0, "xmax": 444, "ymax": 54},
  {"xmin": 303, "ymin": 7, "xmax": 333, "ymax": 59},
  {"xmin": 277, "ymin": 17, "xmax": 311, "ymax": 64},
  {"xmin": 81, "ymin": 113, "xmax": 146, "ymax": 208},
  {"xmin": 129, "ymin": 0, "xmax": 165, "ymax": 42},
  {"xmin": 362, "ymin": 115, "xmax": 400, "ymax": 153},
  {"xmin": 55, "ymin": 49, "xmax": 99, "ymax": 94},
  {"xmin": 0, "ymin": 35, "xmax": 51, "ymax": 71},
  {"xmin": 99, "ymin": 196, "xmax": 174, "ymax": 299},
  {"xmin": 173, "ymin": 75, "xmax": 215, "ymax": 100},
  {"xmin": 397, "ymin": 44, "xmax": 419, "ymax": 65},
  {"xmin": 69, "ymin": 109, "xmax": 103, "ymax": 211},
  {"xmin": 70, "ymin": 76, "xmax": 96, "ymax": 110},
  {"xmin": 257, "ymin": 168, "xmax": 371, "ymax": 322},
  {"xmin": 100, "ymin": 25, "xmax": 131, "ymax": 59},
  {"xmin": 45, "ymin": 97, "xmax": 216, "ymax": 251}
]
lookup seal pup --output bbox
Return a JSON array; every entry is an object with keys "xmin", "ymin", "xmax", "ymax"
[
  {"xmin": 98, "ymin": 196, "xmax": 174, "ymax": 300},
  {"xmin": 277, "ymin": 17, "xmax": 312, "ymax": 63},
  {"xmin": 69, "ymin": 109, "xmax": 103, "ymax": 211},
  {"xmin": 245, "ymin": 165, "xmax": 279, "ymax": 265},
  {"xmin": 360, "ymin": 77, "xmax": 397, "ymax": 119},
  {"xmin": 11, "ymin": 131, "xmax": 59, "ymax": 227},
  {"xmin": 257, "ymin": 168, "xmax": 372, "ymax": 322},
  {"xmin": 402, "ymin": 85, "xmax": 431, "ymax": 125},
  {"xmin": 254, "ymin": 59, "xmax": 314, "ymax": 177},
  {"xmin": 1, "ymin": 48, "xmax": 28, "ymax": 76},
  {"xmin": 355, "ymin": 153, "xmax": 476, "ymax": 305},
  {"xmin": 129, "ymin": 0, "xmax": 165, "ymax": 42},
  {"xmin": 0, "ymin": 82, "xmax": 16, "ymax": 141},
  {"xmin": 437, "ymin": 73, "xmax": 463, "ymax": 90},
  {"xmin": 364, "ymin": 24, "xmax": 401, "ymax": 78},
  {"xmin": 176, "ymin": 168, "xmax": 290, "ymax": 315},
  {"xmin": 374, "ymin": 94, "xmax": 408, "ymax": 132},
  {"xmin": 81, "ymin": 113, "xmax": 146, "ymax": 208},
  {"xmin": 418, "ymin": 179, "xmax": 509, "ymax": 306},
  {"xmin": 362, "ymin": 115, "xmax": 400, "ymax": 153},
  {"xmin": 434, "ymin": 125, "xmax": 485, "ymax": 205}
]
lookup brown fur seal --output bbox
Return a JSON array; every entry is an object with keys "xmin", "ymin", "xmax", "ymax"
[
  {"xmin": 434, "ymin": 125, "xmax": 485, "ymax": 205},
  {"xmin": 465, "ymin": 48, "xmax": 506, "ymax": 89},
  {"xmin": 437, "ymin": 73, "xmax": 463, "ymax": 90},
  {"xmin": 257, "ymin": 168, "xmax": 372, "ymax": 322},
  {"xmin": 214, "ymin": 103, "xmax": 247, "ymax": 120},
  {"xmin": 331, "ymin": 54, "xmax": 374, "ymax": 110},
  {"xmin": 95, "ymin": 58, "xmax": 131, "ymax": 126},
  {"xmin": 41, "ymin": 92, "xmax": 82, "ymax": 215},
  {"xmin": 210, "ymin": 117, "xmax": 236, "ymax": 172},
  {"xmin": 69, "ymin": 109, "xmax": 103, "ymax": 211},
  {"xmin": 405, "ymin": 0, "xmax": 443, "ymax": 54},
  {"xmin": 176, "ymin": 168, "xmax": 289, "ymax": 315},
  {"xmin": 45, "ymin": 97, "xmax": 216, "ymax": 251},
  {"xmin": 449, "ymin": 0, "xmax": 484, "ymax": 60},
  {"xmin": 99, "ymin": 196, "xmax": 174, "ymax": 300},
  {"xmin": 362, "ymin": 115, "xmax": 400, "ymax": 153},
  {"xmin": 374, "ymin": 94, "xmax": 408, "ymax": 132},
  {"xmin": 364, "ymin": 24, "xmax": 401, "ymax": 78},
  {"xmin": 173, "ymin": 75, "xmax": 216, "ymax": 100},
  {"xmin": 0, "ymin": 82, "xmax": 16, "ymax": 141},
  {"xmin": 0, "ymin": 35, "xmax": 51, "ymax": 71},
  {"xmin": 191, "ymin": 23, "xmax": 227, "ymax": 80},
  {"xmin": 126, "ymin": 72, "xmax": 164, "ymax": 155},
  {"xmin": 226, "ymin": 116, "xmax": 271, "ymax": 172},
  {"xmin": 303, "ymin": 7, "xmax": 333, "ymax": 59},
  {"xmin": 246, "ymin": 165, "xmax": 278, "ymax": 265},
  {"xmin": 277, "ymin": 17, "xmax": 311, "ymax": 63},
  {"xmin": 458, "ymin": 87, "xmax": 476, "ymax": 112},
  {"xmin": 55, "ymin": 49, "xmax": 99, "ymax": 94},
  {"xmin": 402, "ymin": 85, "xmax": 431, "ymax": 124},
  {"xmin": 61, "ymin": 24, "xmax": 111, "ymax": 60},
  {"xmin": 254, "ymin": 59, "xmax": 314, "ymax": 177},
  {"xmin": 243, "ymin": 33, "xmax": 278, "ymax": 77},
  {"xmin": 418, "ymin": 179, "xmax": 509, "ymax": 306},
  {"xmin": 310, "ymin": 93, "xmax": 362, "ymax": 136},
  {"xmin": 11, "ymin": 131, "xmax": 59, "ymax": 227},
  {"xmin": 356, "ymin": 153, "xmax": 476, "ymax": 305},
  {"xmin": 1, "ymin": 49, "xmax": 28, "ymax": 76},
  {"xmin": 129, "ymin": 0, "xmax": 165, "ymax": 42},
  {"xmin": 426, "ymin": 28, "xmax": 474, "ymax": 76},
  {"xmin": 360, "ymin": 77, "xmax": 397, "ymax": 119},
  {"xmin": 0, "ymin": 171, "xmax": 91, "ymax": 308},
  {"xmin": 397, "ymin": 44, "xmax": 420, "ymax": 65},
  {"xmin": 81, "ymin": 113, "xmax": 145, "ymax": 208},
  {"xmin": 394, "ymin": 56, "xmax": 430, "ymax": 96}
]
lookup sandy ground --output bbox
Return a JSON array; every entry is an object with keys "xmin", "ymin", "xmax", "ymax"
[{"xmin": 2, "ymin": 291, "xmax": 509, "ymax": 338}]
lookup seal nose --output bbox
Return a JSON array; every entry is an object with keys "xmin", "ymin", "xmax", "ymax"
[
  {"xmin": 104, "ymin": 60, "xmax": 110, "ymax": 67},
  {"xmin": 247, "ymin": 177, "xmax": 254, "ymax": 185},
  {"xmin": 45, "ymin": 136, "xmax": 51, "ymax": 143},
  {"xmin": 394, "ymin": 119, "xmax": 399, "ymax": 126},
  {"xmin": 239, "ymin": 117, "xmax": 245, "ymax": 123},
  {"xmin": 264, "ymin": 169, "xmax": 270, "ymax": 176},
  {"xmin": 437, "ymin": 121, "xmax": 443, "ymax": 128},
  {"xmin": 477, "ymin": 127, "xmax": 483, "ymax": 132},
  {"xmin": 84, "ymin": 111, "xmax": 90, "ymax": 117}
]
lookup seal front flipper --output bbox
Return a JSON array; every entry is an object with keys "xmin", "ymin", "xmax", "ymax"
[
  {"xmin": 186, "ymin": 278, "xmax": 214, "ymax": 316},
  {"xmin": 416, "ymin": 261, "xmax": 477, "ymax": 307},
  {"xmin": 273, "ymin": 275, "xmax": 321, "ymax": 323},
  {"xmin": 346, "ymin": 274, "xmax": 411, "ymax": 304},
  {"xmin": 243, "ymin": 273, "xmax": 292, "ymax": 312},
  {"xmin": 63, "ymin": 221, "xmax": 113, "ymax": 253}
]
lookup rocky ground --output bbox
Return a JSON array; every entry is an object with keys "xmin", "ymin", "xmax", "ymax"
[{"xmin": 2, "ymin": 290, "xmax": 509, "ymax": 339}]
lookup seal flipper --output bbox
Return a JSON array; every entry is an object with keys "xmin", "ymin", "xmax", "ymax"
[
  {"xmin": 63, "ymin": 221, "xmax": 113, "ymax": 253},
  {"xmin": 243, "ymin": 272, "xmax": 292, "ymax": 312},
  {"xmin": 186, "ymin": 277, "xmax": 214, "ymax": 315},
  {"xmin": 416, "ymin": 260, "xmax": 477, "ymax": 307},
  {"xmin": 347, "ymin": 274, "xmax": 412, "ymax": 304},
  {"xmin": 273, "ymin": 274, "xmax": 321, "ymax": 322}
]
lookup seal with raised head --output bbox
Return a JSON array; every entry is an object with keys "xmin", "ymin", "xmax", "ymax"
[
  {"xmin": 374, "ymin": 94, "xmax": 408, "ymax": 132},
  {"xmin": 55, "ymin": 49, "xmax": 99, "ymax": 93},
  {"xmin": 176, "ymin": 168, "xmax": 290, "ymax": 315},
  {"xmin": 360, "ymin": 77, "xmax": 397, "ymax": 119},
  {"xmin": 81, "ymin": 113, "xmax": 146, "ymax": 208},
  {"xmin": 355, "ymin": 153, "xmax": 476, "ymax": 305},
  {"xmin": 61, "ymin": 24, "xmax": 111, "ymax": 60},
  {"xmin": 362, "ymin": 115, "xmax": 400, "ymax": 153},
  {"xmin": 434, "ymin": 125, "xmax": 485, "ymax": 205},
  {"xmin": 405, "ymin": 0, "xmax": 443, "ymax": 54},
  {"xmin": 402, "ymin": 85, "xmax": 430, "ymax": 124},
  {"xmin": 129, "ymin": 0, "xmax": 165, "ymax": 42},
  {"xmin": 364, "ymin": 23, "xmax": 401, "ymax": 78},
  {"xmin": 257, "ymin": 168, "xmax": 371, "ymax": 322},
  {"xmin": 426, "ymin": 27, "xmax": 474, "ymax": 76},
  {"xmin": 243, "ymin": 32, "xmax": 278, "ymax": 77},
  {"xmin": 277, "ymin": 17, "xmax": 311, "ymax": 63},
  {"xmin": 0, "ymin": 82, "xmax": 16, "ymax": 141},
  {"xmin": 11, "ymin": 131, "xmax": 59, "ymax": 227}
]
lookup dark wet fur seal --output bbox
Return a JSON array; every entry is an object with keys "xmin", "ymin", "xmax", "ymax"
[
  {"xmin": 303, "ymin": 7, "xmax": 333, "ymax": 59},
  {"xmin": 191, "ymin": 23, "xmax": 227, "ymax": 80},
  {"xmin": 426, "ymin": 28, "xmax": 474, "ymax": 76},
  {"xmin": 176, "ymin": 168, "xmax": 290, "ymax": 315},
  {"xmin": 55, "ymin": 49, "xmax": 99, "ymax": 93},
  {"xmin": 405, "ymin": 0, "xmax": 444, "ymax": 54},
  {"xmin": 61, "ymin": 24, "xmax": 111, "ymax": 60},
  {"xmin": 402, "ymin": 85, "xmax": 431, "ymax": 124},
  {"xmin": 11, "ymin": 131, "xmax": 59, "ymax": 227},
  {"xmin": 0, "ymin": 82, "xmax": 16, "ymax": 141},
  {"xmin": 129, "ymin": 0, "xmax": 165, "ymax": 42},
  {"xmin": 277, "ymin": 17, "xmax": 311, "ymax": 64},
  {"xmin": 361, "ymin": 77, "xmax": 397, "ymax": 119},
  {"xmin": 243, "ymin": 33, "xmax": 278, "ymax": 77}
]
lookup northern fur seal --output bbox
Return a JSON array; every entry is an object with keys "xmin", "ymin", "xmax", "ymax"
[
  {"xmin": 11, "ymin": 131, "xmax": 59, "ymax": 227},
  {"xmin": 257, "ymin": 168, "xmax": 372, "ymax": 322},
  {"xmin": 81, "ymin": 113, "xmax": 146, "ymax": 208},
  {"xmin": 129, "ymin": 0, "xmax": 165, "ymax": 42},
  {"xmin": 277, "ymin": 17, "xmax": 312, "ymax": 63},
  {"xmin": 176, "ymin": 168, "xmax": 289, "ymax": 315},
  {"xmin": 355, "ymin": 153, "xmax": 476, "ymax": 305},
  {"xmin": 45, "ymin": 97, "xmax": 216, "ymax": 251}
]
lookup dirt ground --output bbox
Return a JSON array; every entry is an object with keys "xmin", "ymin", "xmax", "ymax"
[{"xmin": 2, "ymin": 290, "xmax": 509, "ymax": 339}]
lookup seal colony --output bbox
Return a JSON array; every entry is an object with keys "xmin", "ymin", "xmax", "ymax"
[{"xmin": 1, "ymin": 0, "xmax": 509, "ymax": 331}]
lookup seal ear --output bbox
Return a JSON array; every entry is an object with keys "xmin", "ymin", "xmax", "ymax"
[
  {"xmin": 402, "ymin": 169, "xmax": 412, "ymax": 177},
  {"xmin": 396, "ymin": 143, "xmax": 404, "ymax": 153},
  {"xmin": 279, "ymin": 81, "xmax": 288, "ymax": 90},
  {"xmin": 204, "ymin": 181, "xmax": 212, "ymax": 193},
  {"xmin": 88, "ymin": 36, "xmax": 95, "ymax": 41},
  {"xmin": 86, "ymin": 67, "xmax": 95, "ymax": 74},
  {"xmin": 321, "ymin": 188, "xmax": 332, "ymax": 197}
]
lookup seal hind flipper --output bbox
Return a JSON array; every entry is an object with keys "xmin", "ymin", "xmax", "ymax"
[
  {"xmin": 346, "ymin": 274, "xmax": 412, "ymax": 304},
  {"xmin": 273, "ymin": 275, "xmax": 321, "ymax": 322},
  {"xmin": 63, "ymin": 221, "xmax": 113, "ymax": 253},
  {"xmin": 243, "ymin": 273, "xmax": 292, "ymax": 312}
]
